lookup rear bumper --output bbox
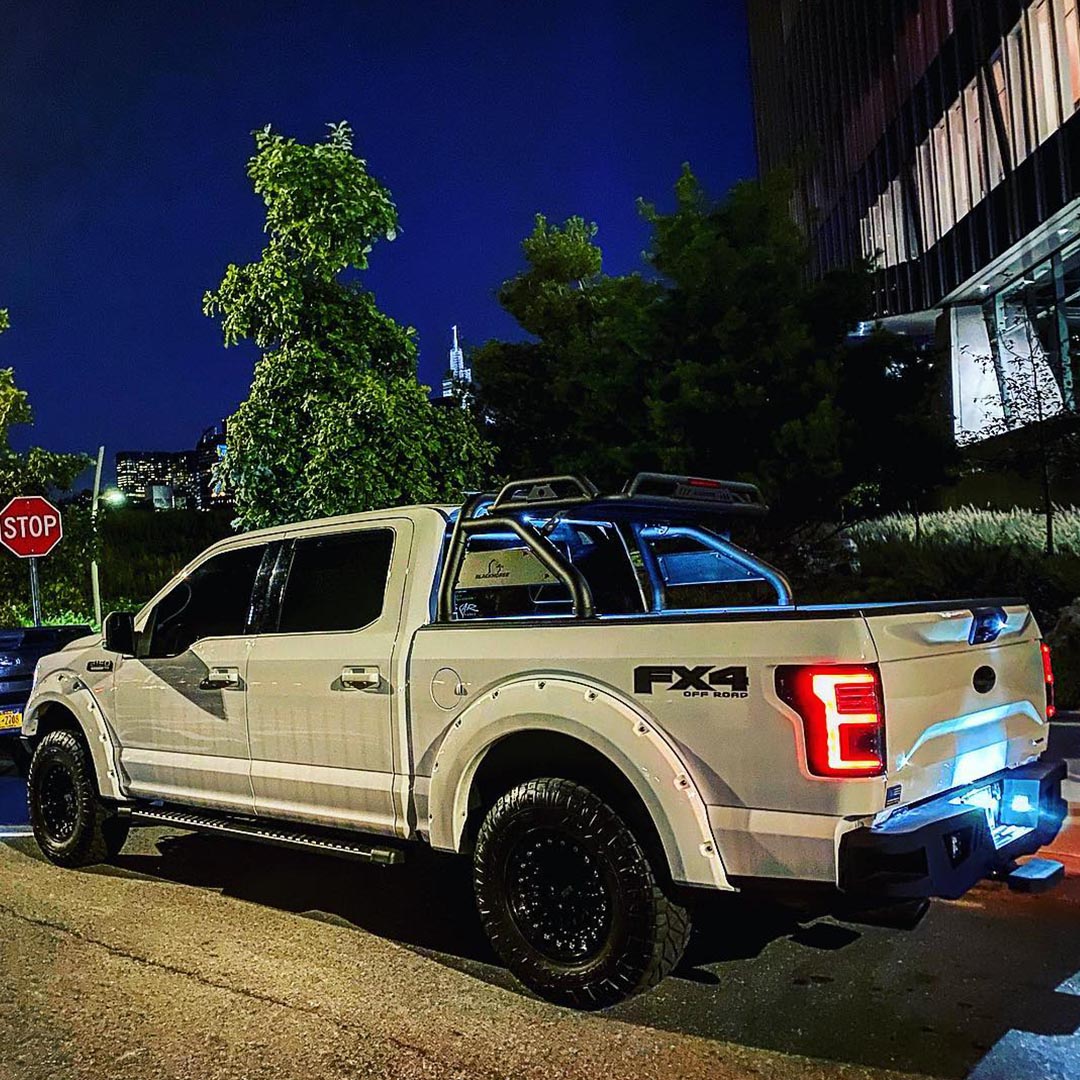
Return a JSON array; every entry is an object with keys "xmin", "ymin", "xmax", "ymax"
[{"xmin": 839, "ymin": 759, "xmax": 1067, "ymax": 900}]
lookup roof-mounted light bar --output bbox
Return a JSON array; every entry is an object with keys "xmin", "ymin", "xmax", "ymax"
[{"xmin": 623, "ymin": 472, "xmax": 767, "ymax": 514}]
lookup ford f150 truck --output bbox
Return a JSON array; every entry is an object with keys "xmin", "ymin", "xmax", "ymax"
[{"xmin": 19, "ymin": 474, "xmax": 1067, "ymax": 1008}]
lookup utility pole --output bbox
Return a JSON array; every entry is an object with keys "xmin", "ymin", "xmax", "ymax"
[{"xmin": 90, "ymin": 445, "xmax": 104, "ymax": 626}]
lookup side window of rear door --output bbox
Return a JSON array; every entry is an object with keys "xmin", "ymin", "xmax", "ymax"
[
  {"xmin": 140, "ymin": 545, "xmax": 268, "ymax": 658},
  {"xmin": 273, "ymin": 529, "xmax": 395, "ymax": 633}
]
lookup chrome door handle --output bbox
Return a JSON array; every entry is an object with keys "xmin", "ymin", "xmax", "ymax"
[
  {"xmin": 200, "ymin": 666, "xmax": 242, "ymax": 690},
  {"xmin": 341, "ymin": 665, "xmax": 381, "ymax": 690}
]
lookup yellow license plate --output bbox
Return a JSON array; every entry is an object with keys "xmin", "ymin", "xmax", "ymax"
[{"xmin": 0, "ymin": 709, "xmax": 23, "ymax": 731}]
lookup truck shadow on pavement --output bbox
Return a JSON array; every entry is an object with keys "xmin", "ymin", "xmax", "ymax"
[{"xmin": 104, "ymin": 830, "xmax": 1080, "ymax": 1079}]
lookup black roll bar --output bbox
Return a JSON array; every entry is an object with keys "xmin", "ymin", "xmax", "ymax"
[
  {"xmin": 490, "ymin": 475, "xmax": 599, "ymax": 512},
  {"xmin": 437, "ymin": 499, "xmax": 596, "ymax": 622}
]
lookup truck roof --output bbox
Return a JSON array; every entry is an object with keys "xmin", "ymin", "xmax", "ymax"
[{"xmin": 204, "ymin": 504, "xmax": 454, "ymax": 550}]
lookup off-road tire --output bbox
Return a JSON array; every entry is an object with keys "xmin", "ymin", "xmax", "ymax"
[
  {"xmin": 27, "ymin": 729, "xmax": 129, "ymax": 867},
  {"xmin": 473, "ymin": 777, "xmax": 691, "ymax": 1009}
]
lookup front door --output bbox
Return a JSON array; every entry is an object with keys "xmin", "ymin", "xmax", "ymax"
[
  {"xmin": 244, "ymin": 521, "xmax": 410, "ymax": 836},
  {"xmin": 111, "ymin": 542, "xmax": 269, "ymax": 812}
]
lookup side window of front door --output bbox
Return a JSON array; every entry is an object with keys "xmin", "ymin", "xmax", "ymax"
[{"xmin": 140, "ymin": 545, "xmax": 267, "ymax": 658}]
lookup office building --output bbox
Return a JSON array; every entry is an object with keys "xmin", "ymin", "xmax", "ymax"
[
  {"xmin": 116, "ymin": 420, "xmax": 231, "ymax": 510},
  {"xmin": 748, "ymin": 0, "xmax": 1080, "ymax": 441}
]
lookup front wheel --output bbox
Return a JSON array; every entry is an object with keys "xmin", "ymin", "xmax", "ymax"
[
  {"xmin": 27, "ymin": 729, "xmax": 129, "ymax": 867},
  {"xmin": 473, "ymin": 777, "xmax": 691, "ymax": 1009}
]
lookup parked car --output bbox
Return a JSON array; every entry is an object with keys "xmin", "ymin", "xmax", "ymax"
[
  {"xmin": 17, "ymin": 474, "xmax": 1067, "ymax": 1008},
  {"xmin": 0, "ymin": 625, "xmax": 92, "ymax": 772}
]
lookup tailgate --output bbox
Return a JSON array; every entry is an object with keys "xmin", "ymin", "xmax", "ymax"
[{"xmin": 864, "ymin": 603, "xmax": 1050, "ymax": 808}]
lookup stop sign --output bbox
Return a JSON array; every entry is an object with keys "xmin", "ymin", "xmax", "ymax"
[{"xmin": 0, "ymin": 496, "xmax": 64, "ymax": 558}]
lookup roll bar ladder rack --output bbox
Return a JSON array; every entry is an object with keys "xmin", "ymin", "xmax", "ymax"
[{"xmin": 436, "ymin": 472, "xmax": 788, "ymax": 622}]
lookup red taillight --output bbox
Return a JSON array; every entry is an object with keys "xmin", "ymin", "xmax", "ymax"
[
  {"xmin": 1041, "ymin": 642, "xmax": 1056, "ymax": 720},
  {"xmin": 687, "ymin": 477, "xmax": 723, "ymax": 488},
  {"xmin": 776, "ymin": 664, "xmax": 886, "ymax": 779}
]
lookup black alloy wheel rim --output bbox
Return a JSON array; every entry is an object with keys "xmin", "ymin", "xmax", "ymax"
[
  {"xmin": 38, "ymin": 762, "xmax": 79, "ymax": 842},
  {"xmin": 505, "ymin": 828, "xmax": 614, "ymax": 964}
]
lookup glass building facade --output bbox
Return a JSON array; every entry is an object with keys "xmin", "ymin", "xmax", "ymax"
[{"xmin": 747, "ymin": 0, "xmax": 1080, "ymax": 441}]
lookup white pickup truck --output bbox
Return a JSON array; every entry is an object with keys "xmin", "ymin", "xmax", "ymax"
[{"xmin": 20, "ymin": 474, "xmax": 1067, "ymax": 1008}]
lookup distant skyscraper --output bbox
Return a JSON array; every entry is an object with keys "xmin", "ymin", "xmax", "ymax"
[
  {"xmin": 195, "ymin": 421, "xmax": 230, "ymax": 507},
  {"xmin": 441, "ymin": 325, "xmax": 472, "ymax": 399}
]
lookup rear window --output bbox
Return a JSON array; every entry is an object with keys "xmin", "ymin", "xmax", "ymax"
[
  {"xmin": 450, "ymin": 520, "xmax": 646, "ymax": 619},
  {"xmin": 446, "ymin": 513, "xmax": 784, "ymax": 619},
  {"xmin": 276, "ymin": 529, "xmax": 394, "ymax": 633},
  {"xmin": 642, "ymin": 531, "xmax": 777, "ymax": 609}
]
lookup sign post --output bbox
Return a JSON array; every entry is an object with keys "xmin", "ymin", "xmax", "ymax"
[
  {"xmin": 0, "ymin": 497, "xmax": 65, "ymax": 626},
  {"xmin": 28, "ymin": 558, "xmax": 42, "ymax": 626}
]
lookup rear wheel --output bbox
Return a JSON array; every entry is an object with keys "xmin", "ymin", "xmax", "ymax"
[
  {"xmin": 473, "ymin": 777, "xmax": 691, "ymax": 1009},
  {"xmin": 27, "ymin": 729, "xmax": 129, "ymax": 867}
]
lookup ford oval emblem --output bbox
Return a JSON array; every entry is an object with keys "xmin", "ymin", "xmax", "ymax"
[{"xmin": 973, "ymin": 665, "xmax": 996, "ymax": 694}]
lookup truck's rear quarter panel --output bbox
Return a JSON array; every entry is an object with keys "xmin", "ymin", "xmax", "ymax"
[
  {"xmin": 410, "ymin": 605, "xmax": 1053, "ymax": 888},
  {"xmin": 410, "ymin": 614, "xmax": 886, "ymax": 882}
]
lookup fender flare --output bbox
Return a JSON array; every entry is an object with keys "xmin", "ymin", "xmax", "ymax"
[
  {"xmin": 23, "ymin": 671, "xmax": 126, "ymax": 801},
  {"xmin": 427, "ymin": 675, "xmax": 731, "ymax": 890}
]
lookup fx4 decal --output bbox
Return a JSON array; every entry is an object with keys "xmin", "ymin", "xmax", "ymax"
[{"xmin": 634, "ymin": 664, "xmax": 750, "ymax": 698}]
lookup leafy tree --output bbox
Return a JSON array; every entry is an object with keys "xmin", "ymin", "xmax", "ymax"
[
  {"xmin": 471, "ymin": 215, "xmax": 663, "ymax": 485},
  {"xmin": 966, "ymin": 313, "xmax": 1079, "ymax": 556},
  {"xmin": 205, "ymin": 123, "xmax": 493, "ymax": 530},
  {"xmin": 834, "ymin": 329, "xmax": 956, "ymax": 531},
  {"xmin": 474, "ymin": 168, "xmax": 954, "ymax": 528},
  {"xmin": 0, "ymin": 309, "xmax": 93, "ymax": 623},
  {"xmin": 640, "ymin": 168, "xmax": 860, "ymax": 524},
  {"xmin": 0, "ymin": 311, "xmax": 89, "ymax": 499}
]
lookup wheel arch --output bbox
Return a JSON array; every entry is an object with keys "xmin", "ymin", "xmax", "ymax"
[
  {"xmin": 24, "ymin": 678, "xmax": 125, "ymax": 801},
  {"xmin": 427, "ymin": 676, "xmax": 730, "ymax": 890}
]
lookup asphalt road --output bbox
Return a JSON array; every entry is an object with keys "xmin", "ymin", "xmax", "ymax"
[
  {"xmin": 0, "ymin": 814, "xmax": 1077, "ymax": 1080},
  {"xmin": 2, "ymin": 736, "xmax": 1080, "ymax": 1080}
]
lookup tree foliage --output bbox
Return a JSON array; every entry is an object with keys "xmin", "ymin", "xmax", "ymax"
[
  {"xmin": 0, "ymin": 309, "xmax": 93, "ymax": 623},
  {"xmin": 471, "ymin": 215, "xmax": 663, "ymax": 483},
  {"xmin": 0, "ymin": 310, "xmax": 89, "ymax": 500},
  {"xmin": 473, "ymin": 168, "xmax": 953, "ymax": 527},
  {"xmin": 205, "ymin": 123, "xmax": 493, "ymax": 530}
]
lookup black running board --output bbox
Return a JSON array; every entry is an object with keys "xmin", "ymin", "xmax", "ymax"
[{"xmin": 123, "ymin": 806, "xmax": 405, "ymax": 866}]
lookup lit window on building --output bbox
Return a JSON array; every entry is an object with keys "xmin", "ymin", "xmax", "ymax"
[{"xmin": 860, "ymin": 0, "xmax": 1080, "ymax": 269}]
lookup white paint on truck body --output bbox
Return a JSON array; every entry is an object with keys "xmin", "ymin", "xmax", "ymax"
[{"xmin": 19, "ymin": 504, "xmax": 1055, "ymax": 892}]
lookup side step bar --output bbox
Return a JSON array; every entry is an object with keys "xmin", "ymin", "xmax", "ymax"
[{"xmin": 122, "ymin": 806, "xmax": 406, "ymax": 866}]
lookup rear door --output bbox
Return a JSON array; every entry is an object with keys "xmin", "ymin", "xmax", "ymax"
[
  {"xmin": 112, "ymin": 542, "xmax": 270, "ymax": 812},
  {"xmin": 865, "ymin": 603, "xmax": 1050, "ymax": 806},
  {"xmin": 244, "ymin": 520, "xmax": 410, "ymax": 836}
]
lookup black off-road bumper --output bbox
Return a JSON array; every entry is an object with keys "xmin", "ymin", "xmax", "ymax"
[{"xmin": 839, "ymin": 759, "xmax": 1067, "ymax": 900}]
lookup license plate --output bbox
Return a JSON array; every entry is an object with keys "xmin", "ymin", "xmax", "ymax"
[{"xmin": 0, "ymin": 709, "xmax": 23, "ymax": 732}]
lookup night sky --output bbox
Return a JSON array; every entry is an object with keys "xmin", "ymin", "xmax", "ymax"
[{"xmin": 3, "ymin": 1, "xmax": 755, "ymax": 479}]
